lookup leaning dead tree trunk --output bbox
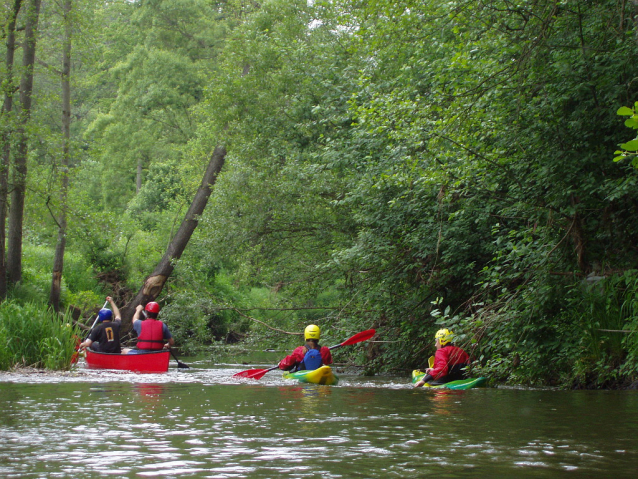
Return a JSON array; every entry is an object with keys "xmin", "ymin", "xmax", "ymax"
[{"xmin": 120, "ymin": 145, "xmax": 227, "ymax": 327}]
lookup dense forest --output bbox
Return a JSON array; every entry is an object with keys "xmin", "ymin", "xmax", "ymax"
[{"xmin": 0, "ymin": 0, "xmax": 637, "ymax": 387}]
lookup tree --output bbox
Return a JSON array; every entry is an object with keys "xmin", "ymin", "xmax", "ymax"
[
  {"xmin": 120, "ymin": 145, "xmax": 226, "ymax": 326},
  {"xmin": 0, "ymin": 0, "xmax": 23, "ymax": 298},
  {"xmin": 7, "ymin": 0, "xmax": 42, "ymax": 284},
  {"xmin": 49, "ymin": 0, "xmax": 73, "ymax": 311}
]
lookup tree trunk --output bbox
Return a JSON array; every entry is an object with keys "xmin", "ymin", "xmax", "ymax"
[
  {"xmin": 50, "ymin": 0, "xmax": 72, "ymax": 312},
  {"xmin": 0, "ymin": 0, "xmax": 23, "ymax": 298},
  {"xmin": 7, "ymin": 0, "xmax": 42, "ymax": 284},
  {"xmin": 120, "ymin": 145, "xmax": 227, "ymax": 327},
  {"xmin": 136, "ymin": 158, "xmax": 142, "ymax": 193}
]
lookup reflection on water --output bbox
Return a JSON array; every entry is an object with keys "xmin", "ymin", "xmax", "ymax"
[{"xmin": 0, "ymin": 364, "xmax": 637, "ymax": 478}]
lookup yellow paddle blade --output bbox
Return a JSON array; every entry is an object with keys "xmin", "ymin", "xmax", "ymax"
[{"xmin": 428, "ymin": 356, "xmax": 434, "ymax": 369}]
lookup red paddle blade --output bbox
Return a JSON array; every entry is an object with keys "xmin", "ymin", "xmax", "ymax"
[
  {"xmin": 233, "ymin": 368, "xmax": 268, "ymax": 379},
  {"xmin": 339, "ymin": 329, "xmax": 376, "ymax": 347}
]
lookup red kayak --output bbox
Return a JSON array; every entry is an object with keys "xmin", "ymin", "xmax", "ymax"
[{"xmin": 85, "ymin": 349, "xmax": 170, "ymax": 373}]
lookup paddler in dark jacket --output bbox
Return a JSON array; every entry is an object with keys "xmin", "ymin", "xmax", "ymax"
[
  {"xmin": 79, "ymin": 296, "xmax": 122, "ymax": 353},
  {"xmin": 414, "ymin": 328, "xmax": 469, "ymax": 387},
  {"xmin": 278, "ymin": 324, "xmax": 333, "ymax": 372}
]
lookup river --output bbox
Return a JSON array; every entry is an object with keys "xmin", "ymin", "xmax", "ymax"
[{"xmin": 0, "ymin": 354, "xmax": 636, "ymax": 478}]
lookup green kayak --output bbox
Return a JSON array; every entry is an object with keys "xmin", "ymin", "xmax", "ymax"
[{"xmin": 412, "ymin": 370, "xmax": 486, "ymax": 390}]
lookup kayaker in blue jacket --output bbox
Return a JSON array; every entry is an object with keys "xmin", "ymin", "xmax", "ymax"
[{"xmin": 414, "ymin": 328, "xmax": 469, "ymax": 388}]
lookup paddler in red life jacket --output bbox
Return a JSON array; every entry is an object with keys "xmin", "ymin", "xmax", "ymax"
[
  {"xmin": 414, "ymin": 328, "xmax": 470, "ymax": 388},
  {"xmin": 125, "ymin": 302, "xmax": 174, "ymax": 354},
  {"xmin": 278, "ymin": 324, "xmax": 333, "ymax": 372}
]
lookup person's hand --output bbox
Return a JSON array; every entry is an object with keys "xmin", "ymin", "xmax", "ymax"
[
  {"xmin": 135, "ymin": 304, "xmax": 143, "ymax": 312},
  {"xmin": 163, "ymin": 343, "xmax": 170, "ymax": 350},
  {"xmin": 425, "ymin": 368, "xmax": 433, "ymax": 374},
  {"xmin": 106, "ymin": 296, "xmax": 113, "ymax": 302}
]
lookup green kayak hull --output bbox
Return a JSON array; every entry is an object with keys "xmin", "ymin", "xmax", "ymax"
[{"xmin": 412, "ymin": 370, "xmax": 486, "ymax": 390}]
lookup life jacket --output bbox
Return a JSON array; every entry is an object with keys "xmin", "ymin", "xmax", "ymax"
[
  {"xmin": 137, "ymin": 319, "xmax": 165, "ymax": 350},
  {"xmin": 430, "ymin": 345, "xmax": 470, "ymax": 382},
  {"xmin": 299, "ymin": 345, "xmax": 323, "ymax": 371}
]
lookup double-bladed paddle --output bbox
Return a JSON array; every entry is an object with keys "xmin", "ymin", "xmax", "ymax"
[{"xmin": 233, "ymin": 328, "xmax": 376, "ymax": 380}]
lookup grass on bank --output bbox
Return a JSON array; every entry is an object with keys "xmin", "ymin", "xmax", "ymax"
[{"xmin": 0, "ymin": 301, "xmax": 81, "ymax": 371}]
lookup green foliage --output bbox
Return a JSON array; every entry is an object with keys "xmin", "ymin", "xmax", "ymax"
[
  {"xmin": 159, "ymin": 270, "xmax": 250, "ymax": 353},
  {"xmin": 615, "ymin": 103, "xmax": 638, "ymax": 168},
  {"xmin": 562, "ymin": 271, "xmax": 638, "ymax": 385},
  {"xmin": 4, "ymin": 0, "xmax": 638, "ymax": 388},
  {"xmin": 0, "ymin": 301, "xmax": 81, "ymax": 370}
]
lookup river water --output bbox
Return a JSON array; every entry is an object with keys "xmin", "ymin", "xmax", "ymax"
[{"xmin": 0, "ymin": 354, "xmax": 637, "ymax": 478}]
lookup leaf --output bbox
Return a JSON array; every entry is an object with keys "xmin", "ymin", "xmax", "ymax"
[
  {"xmin": 617, "ymin": 106, "xmax": 634, "ymax": 116},
  {"xmin": 620, "ymin": 139, "xmax": 638, "ymax": 151}
]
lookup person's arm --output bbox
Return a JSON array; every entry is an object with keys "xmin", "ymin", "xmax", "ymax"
[
  {"xmin": 132, "ymin": 304, "xmax": 144, "ymax": 324},
  {"xmin": 414, "ymin": 372, "xmax": 436, "ymax": 388},
  {"xmin": 321, "ymin": 346, "xmax": 333, "ymax": 365},
  {"xmin": 278, "ymin": 346, "xmax": 305, "ymax": 370},
  {"xmin": 107, "ymin": 296, "xmax": 121, "ymax": 321},
  {"xmin": 79, "ymin": 325, "xmax": 100, "ymax": 350},
  {"xmin": 162, "ymin": 324, "xmax": 174, "ymax": 349},
  {"xmin": 428, "ymin": 350, "xmax": 449, "ymax": 379}
]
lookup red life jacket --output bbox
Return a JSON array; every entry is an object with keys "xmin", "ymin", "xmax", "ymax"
[{"xmin": 137, "ymin": 319, "xmax": 165, "ymax": 350}]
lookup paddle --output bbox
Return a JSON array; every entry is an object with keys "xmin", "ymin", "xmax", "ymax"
[
  {"xmin": 233, "ymin": 328, "xmax": 376, "ymax": 380},
  {"xmin": 169, "ymin": 348, "xmax": 190, "ymax": 369},
  {"xmin": 87, "ymin": 300, "xmax": 110, "ymax": 340}
]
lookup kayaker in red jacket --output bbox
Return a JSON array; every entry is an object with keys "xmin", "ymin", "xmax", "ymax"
[
  {"xmin": 278, "ymin": 324, "xmax": 333, "ymax": 372},
  {"xmin": 414, "ymin": 328, "xmax": 469, "ymax": 388}
]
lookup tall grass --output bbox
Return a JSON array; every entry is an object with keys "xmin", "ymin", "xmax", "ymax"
[{"xmin": 0, "ymin": 301, "xmax": 81, "ymax": 370}]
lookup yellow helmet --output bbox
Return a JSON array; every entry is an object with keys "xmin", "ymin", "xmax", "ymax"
[
  {"xmin": 304, "ymin": 324, "xmax": 321, "ymax": 341},
  {"xmin": 435, "ymin": 328, "xmax": 454, "ymax": 346}
]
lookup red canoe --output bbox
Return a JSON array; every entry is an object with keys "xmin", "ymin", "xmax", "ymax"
[{"xmin": 85, "ymin": 350, "xmax": 170, "ymax": 373}]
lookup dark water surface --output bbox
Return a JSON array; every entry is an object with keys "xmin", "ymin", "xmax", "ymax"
[{"xmin": 0, "ymin": 357, "xmax": 637, "ymax": 478}]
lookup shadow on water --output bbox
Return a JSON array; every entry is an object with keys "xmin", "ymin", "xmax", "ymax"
[{"xmin": 0, "ymin": 354, "xmax": 636, "ymax": 478}]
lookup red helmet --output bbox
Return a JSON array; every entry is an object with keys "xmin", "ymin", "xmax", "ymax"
[{"xmin": 145, "ymin": 302, "xmax": 160, "ymax": 314}]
